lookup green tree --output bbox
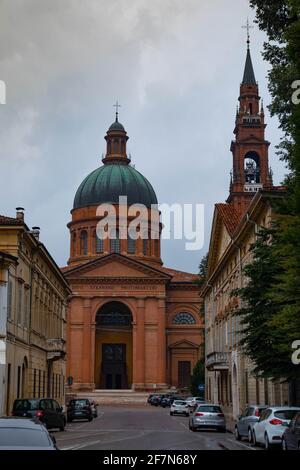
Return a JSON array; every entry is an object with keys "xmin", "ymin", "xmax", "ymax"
[
  {"xmin": 243, "ymin": 0, "xmax": 300, "ymax": 381},
  {"xmin": 190, "ymin": 360, "xmax": 205, "ymax": 397}
]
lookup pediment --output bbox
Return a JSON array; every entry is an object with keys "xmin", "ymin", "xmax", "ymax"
[
  {"xmin": 169, "ymin": 339, "xmax": 200, "ymax": 349},
  {"xmin": 64, "ymin": 253, "xmax": 171, "ymax": 280}
]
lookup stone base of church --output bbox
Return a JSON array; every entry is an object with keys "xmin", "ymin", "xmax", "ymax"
[{"xmin": 67, "ymin": 383, "xmax": 170, "ymax": 393}]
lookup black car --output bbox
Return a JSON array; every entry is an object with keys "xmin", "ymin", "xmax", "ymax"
[
  {"xmin": 282, "ymin": 412, "xmax": 300, "ymax": 450},
  {"xmin": 147, "ymin": 394, "xmax": 155, "ymax": 404},
  {"xmin": 67, "ymin": 398, "xmax": 93, "ymax": 422},
  {"xmin": 12, "ymin": 398, "xmax": 66, "ymax": 431},
  {"xmin": 0, "ymin": 417, "xmax": 58, "ymax": 450}
]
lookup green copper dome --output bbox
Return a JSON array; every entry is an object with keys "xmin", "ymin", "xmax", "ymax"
[{"xmin": 73, "ymin": 163, "xmax": 158, "ymax": 209}]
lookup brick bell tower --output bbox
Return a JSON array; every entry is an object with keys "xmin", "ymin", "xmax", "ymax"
[{"xmin": 227, "ymin": 33, "xmax": 273, "ymax": 216}]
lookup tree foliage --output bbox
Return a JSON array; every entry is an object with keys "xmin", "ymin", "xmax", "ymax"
[{"xmin": 190, "ymin": 360, "xmax": 205, "ymax": 396}]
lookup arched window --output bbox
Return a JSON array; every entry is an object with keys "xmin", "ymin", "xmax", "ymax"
[
  {"xmin": 95, "ymin": 231, "xmax": 104, "ymax": 253},
  {"xmin": 172, "ymin": 312, "xmax": 196, "ymax": 325},
  {"xmin": 143, "ymin": 238, "xmax": 147, "ymax": 256},
  {"xmin": 110, "ymin": 229, "xmax": 120, "ymax": 253},
  {"xmin": 80, "ymin": 230, "xmax": 88, "ymax": 255},
  {"xmin": 244, "ymin": 151, "xmax": 261, "ymax": 184},
  {"xmin": 127, "ymin": 235, "xmax": 136, "ymax": 254},
  {"xmin": 114, "ymin": 139, "xmax": 119, "ymax": 153},
  {"xmin": 72, "ymin": 233, "xmax": 76, "ymax": 256}
]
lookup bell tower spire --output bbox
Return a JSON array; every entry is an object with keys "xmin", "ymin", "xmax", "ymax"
[{"xmin": 227, "ymin": 27, "xmax": 273, "ymax": 215}]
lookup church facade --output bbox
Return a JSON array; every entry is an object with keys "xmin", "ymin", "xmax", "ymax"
[{"xmin": 62, "ymin": 115, "xmax": 203, "ymax": 392}]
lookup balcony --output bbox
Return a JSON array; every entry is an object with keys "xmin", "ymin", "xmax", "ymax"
[
  {"xmin": 46, "ymin": 338, "xmax": 66, "ymax": 361},
  {"xmin": 206, "ymin": 352, "xmax": 230, "ymax": 371}
]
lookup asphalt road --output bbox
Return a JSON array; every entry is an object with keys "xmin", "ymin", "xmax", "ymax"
[{"xmin": 52, "ymin": 405, "xmax": 257, "ymax": 451}]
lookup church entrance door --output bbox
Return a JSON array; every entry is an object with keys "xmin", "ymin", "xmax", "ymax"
[
  {"xmin": 95, "ymin": 301, "xmax": 133, "ymax": 389},
  {"xmin": 101, "ymin": 344, "xmax": 128, "ymax": 389}
]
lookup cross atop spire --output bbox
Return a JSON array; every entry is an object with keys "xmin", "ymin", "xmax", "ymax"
[
  {"xmin": 113, "ymin": 100, "xmax": 121, "ymax": 122},
  {"xmin": 242, "ymin": 18, "xmax": 254, "ymax": 50}
]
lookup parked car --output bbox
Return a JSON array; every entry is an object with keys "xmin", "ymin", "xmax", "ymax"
[
  {"xmin": 90, "ymin": 400, "xmax": 98, "ymax": 418},
  {"xmin": 235, "ymin": 405, "xmax": 268, "ymax": 442},
  {"xmin": 0, "ymin": 417, "xmax": 58, "ymax": 450},
  {"xmin": 189, "ymin": 404, "xmax": 226, "ymax": 432},
  {"xmin": 282, "ymin": 411, "xmax": 300, "ymax": 450},
  {"xmin": 150, "ymin": 394, "xmax": 167, "ymax": 406},
  {"xmin": 12, "ymin": 398, "xmax": 66, "ymax": 431},
  {"xmin": 186, "ymin": 397, "xmax": 205, "ymax": 408},
  {"xmin": 67, "ymin": 398, "xmax": 93, "ymax": 422},
  {"xmin": 253, "ymin": 407, "xmax": 300, "ymax": 450},
  {"xmin": 170, "ymin": 400, "xmax": 189, "ymax": 416},
  {"xmin": 161, "ymin": 396, "xmax": 173, "ymax": 408},
  {"xmin": 168, "ymin": 395, "xmax": 183, "ymax": 405},
  {"xmin": 147, "ymin": 394, "xmax": 155, "ymax": 404}
]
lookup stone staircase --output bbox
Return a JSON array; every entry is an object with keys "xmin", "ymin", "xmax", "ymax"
[{"xmin": 66, "ymin": 389, "xmax": 150, "ymax": 405}]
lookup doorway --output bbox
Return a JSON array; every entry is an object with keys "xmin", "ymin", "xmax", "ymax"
[
  {"xmin": 95, "ymin": 302, "xmax": 133, "ymax": 389},
  {"xmin": 178, "ymin": 361, "xmax": 191, "ymax": 388}
]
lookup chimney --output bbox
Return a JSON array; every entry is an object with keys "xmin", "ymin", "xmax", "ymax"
[
  {"xmin": 32, "ymin": 226, "xmax": 40, "ymax": 241},
  {"xmin": 16, "ymin": 207, "xmax": 25, "ymax": 220}
]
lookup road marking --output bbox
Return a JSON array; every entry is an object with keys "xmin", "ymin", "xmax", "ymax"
[{"xmin": 61, "ymin": 440, "xmax": 102, "ymax": 450}]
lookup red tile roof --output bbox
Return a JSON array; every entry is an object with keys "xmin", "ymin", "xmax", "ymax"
[
  {"xmin": 215, "ymin": 203, "xmax": 241, "ymax": 237},
  {"xmin": 159, "ymin": 266, "xmax": 199, "ymax": 283},
  {"xmin": 0, "ymin": 215, "xmax": 23, "ymax": 226}
]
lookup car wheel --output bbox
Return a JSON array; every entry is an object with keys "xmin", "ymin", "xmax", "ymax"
[
  {"xmin": 219, "ymin": 427, "xmax": 226, "ymax": 433},
  {"xmin": 235, "ymin": 426, "xmax": 241, "ymax": 441},
  {"xmin": 189, "ymin": 423, "xmax": 196, "ymax": 432},
  {"xmin": 248, "ymin": 428, "xmax": 253, "ymax": 443},
  {"xmin": 253, "ymin": 431, "xmax": 258, "ymax": 447},
  {"xmin": 265, "ymin": 433, "xmax": 271, "ymax": 451},
  {"xmin": 170, "ymin": 412, "xmax": 173, "ymax": 416},
  {"xmin": 282, "ymin": 438, "xmax": 288, "ymax": 451},
  {"xmin": 88, "ymin": 416, "xmax": 93, "ymax": 422}
]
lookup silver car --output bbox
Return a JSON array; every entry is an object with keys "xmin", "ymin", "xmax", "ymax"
[
  {"xmin": 189, "ymin": 404, "xmax": 226, "ymax": 432},
  {"xmin": 235, "ymin": 405, "xmax": 268, "ymax": 442},
  {"xmin": 170, "ymin": 400, "xmax": 189, "ymax": 416}
]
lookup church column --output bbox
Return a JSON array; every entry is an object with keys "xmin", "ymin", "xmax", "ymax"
[
  {"xmin": 156, "ymin": 298, "xmax": 167, "ymax": 387},
  {"xmin": 81, "ymin": 298, "xmax": 94, "ymax": 390},
  {"xmin": 133, "ymin": 299, "xmax": 145, "ymax": 390}
]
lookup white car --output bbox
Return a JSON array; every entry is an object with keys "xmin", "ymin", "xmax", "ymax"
[
  {"xmin": 170, "ymin": 400, "xmax": 189, "ymax": 416},
  {"xmin": 185, "ymin": 397, "xmax": 205, "ymax": 408},
  {"xmin": 253, "ymin": 406, "xmax": 300, "ymax": 450}
]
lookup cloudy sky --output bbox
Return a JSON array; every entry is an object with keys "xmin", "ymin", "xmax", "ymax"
[{"xmin": 0, "ymin": 0, "xmax": 286, "ymax": 273}]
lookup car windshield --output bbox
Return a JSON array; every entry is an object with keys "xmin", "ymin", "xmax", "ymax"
[
  {"xmin": 0, "ymin": 428, "xmax": 50, "ymax": 447},
  {"xmin": 70, "ymin": 400, "xmax": 89, "ymax": 407},
  {"xmin": 174, "ymin": 401, "xmax": 186, "ymax": 406},
  {"xmin": 197, "ymin": 406, "xmax": 222, "ymax": 413},
  {"xmin": 13, "ymin": 399, "xmax": 40, "ymax": 411},
  {"xmin": 274, "ymin": 410, "xmax": 300, "ymax": 421}
]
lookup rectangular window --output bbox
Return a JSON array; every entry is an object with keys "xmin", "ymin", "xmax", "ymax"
[
  {"xmin": 7, "ymin": 278, "xmax": 13, "ymax": 319},
  {"xmin": 33, "ymin": 369, "xmax": 36, "ymax": 398},
  {"xmin": 245, "ymin": 371, "xmax": 249, "ymax": 404},
  {"xmin": 17, "ymin": 282, "xmax": 23, "ymax": 324},
  {"xmin": 17, "ymin": 366, "xmax": 21, "ymax": 398},
  {"xmin": 256, "ymin": 378, "xmax": 260, "ymax": 404},
  {"xmin": 127, "ymin": 235, "xmax": 135, "ymax": 254},
  {"xmin": 38, "ymin": 370, "xmax": 41, "ymax": 398},
  {"xmin": 264, "ymin": 378, "xmax": 269, "ymax": 405},
  {"xmin": 6, "ymin": 364, "xmax": 11, "ymax": 414},
  {"xmin": 96, "ymin": 234, "xmax": 104, "ymax": 253}
]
